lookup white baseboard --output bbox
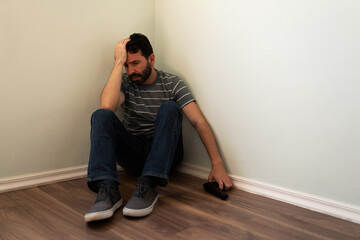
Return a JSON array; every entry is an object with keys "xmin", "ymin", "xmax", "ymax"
[
  {"xmin": 0, "ymin": 165, "xmax": 125, "ymax": 193},
  {"xmin": 177, "ymin": 162, "xmax": 360, "ymax": 224},
  {"xmin": 0, "ymin": 165, "xmax": 88, "ymax": 193}
]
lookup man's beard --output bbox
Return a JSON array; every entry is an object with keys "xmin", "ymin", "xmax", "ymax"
[{"xmin": 129, "ymin": 62, "xmax": 152, "ymax": 85}]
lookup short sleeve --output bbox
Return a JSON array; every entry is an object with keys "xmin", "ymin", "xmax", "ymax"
[{"xmin": 172, "ymin": 78, "xmax": 195, "ymax": 108}]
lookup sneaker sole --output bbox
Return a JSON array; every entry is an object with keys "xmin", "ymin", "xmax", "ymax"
[
  {"xmin": 84, "ymin": 199, "xmax": 123, "ymax": 222},
  {"xmin": 122, "ymin": 195, "xmax": 158, "ymax": 217}
]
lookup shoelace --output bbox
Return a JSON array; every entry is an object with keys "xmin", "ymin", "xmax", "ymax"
[
  {"xmin": 134, "ymin": 184, "xmax": 150, "ymax": 198},
  {"xmin": 96, "ymin": 186, "xmax": 109, "ymax": 202}
]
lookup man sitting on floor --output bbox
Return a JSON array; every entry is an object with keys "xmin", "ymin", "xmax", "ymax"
[{"xmin": 85, "ymin": 33, "xmax": 233, "ymax": 222}]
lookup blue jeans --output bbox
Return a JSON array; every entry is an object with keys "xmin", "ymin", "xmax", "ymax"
[{"xmin": 87, "ymin": 101, "xmax": 183, "ymax": 192}]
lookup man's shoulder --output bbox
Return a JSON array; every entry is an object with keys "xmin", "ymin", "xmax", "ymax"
[
  {"xmin": 156, "ymin": 70, "xmax": 183, "ymax": 90},
  {"xmin": 157, "ymin": 70, "xmax": 180, "ymax": 81}
]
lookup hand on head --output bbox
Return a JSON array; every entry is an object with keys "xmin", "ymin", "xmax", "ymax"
[{"xmin": 114, "ymin": 38, "xmax": 131, "ymax": 65}]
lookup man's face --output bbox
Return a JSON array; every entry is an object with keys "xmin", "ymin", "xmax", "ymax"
[{"xmin": 124, "ymin": 51, "xmax": 153, "ymax": 85}]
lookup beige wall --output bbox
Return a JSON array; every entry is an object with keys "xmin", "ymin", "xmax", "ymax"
[
  {"xmin": 0, "ymin": 0, "xmax": 154, "ymax": 178},
  {"xmin": 154, "ymin": 0, "xmax": 360, "ymax": 206}
]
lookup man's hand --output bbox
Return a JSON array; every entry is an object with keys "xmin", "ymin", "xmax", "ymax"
[
  {"xmin": 208, "ymin": 161, "xmax": 233, "ymax": 191},
  {"xmin": 114, "ymin": 38, "xmax": 131, "ymax": 65}
]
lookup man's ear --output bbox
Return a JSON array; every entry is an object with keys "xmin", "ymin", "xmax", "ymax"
[{"xmin": 149, "ymin": 53, "xmax": 155, "ymax": 66}]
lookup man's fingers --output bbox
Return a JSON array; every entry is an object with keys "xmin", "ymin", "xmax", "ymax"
[
  {"xmin": 115, "ymin": 38, "xmax": 130, "ymax": 50},
  {"xmin": 224, "ymin": 177, "xmax": 233, "ymax": 190},
  {"xmin": 213, "ymin": 177, "xmax": 225, "ymax": 191},
  {"xmin": 122, "ymin": 38, "xmax": 131, "ymax": 45},
  {"xmin": 220, "ymin": 177, "xmax": 233, "ymax": 191},
  {"xmin": 218, "ymin": 181, "xmax": 224, "ymax": 191},
  {"xmin": 117, "ymin": 37, "xmax": 130, "ymax": 44}
]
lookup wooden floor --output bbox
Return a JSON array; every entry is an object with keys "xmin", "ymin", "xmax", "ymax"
[{"xmin": 0, "ymin": 171, "xmax": 359, "ymax": 240}]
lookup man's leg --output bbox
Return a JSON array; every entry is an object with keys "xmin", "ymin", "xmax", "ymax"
[
  {"xmin": 123, "ymin": 101, "xmax": 184, "ymax": 217},
  {"xmin": 141, "ymin": 101, "xmax": 184, "ymax": 186},
  {"xmin": 85, "ymin": 109, "xmax": 150, "ymax": 222}
]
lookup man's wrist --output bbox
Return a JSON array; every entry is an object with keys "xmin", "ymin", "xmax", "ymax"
[
  {"xmin": 114, "ymin": 59, "xmax": 125, "ymax": 68},
  {"xmin": 211, "ymin": 158, "xmax": 223, "ymax": 167}
]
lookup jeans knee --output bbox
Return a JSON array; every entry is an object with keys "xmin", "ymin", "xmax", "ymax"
[
  {"xmin": 158, "ymin": 101, "xmax": 182, "ymax": 119},
  {"xmin": 91, "ymin": 108, "xmax": 116, "ymax": 125}
]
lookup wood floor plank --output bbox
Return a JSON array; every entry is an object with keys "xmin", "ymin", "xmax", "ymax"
[
  {"xmin": 159, "ymin": 181, "xmax": 322, "ymax": 240},
  {"xmin": 159, "ymin": 189, "xmax": 325, "ymax": 240},
  {"xmin": 0, "ymin": 194, "xmax": 17, "ymax": 210},
  {"xmin": 173, "ymin": 222, "xmax": 268, "ymax": 240},
  {"xmin": 39, "ymin": 180, "xmax": 97, "ymax": 217},
  {"xmin": 5, "ymin": 187, "xmax": 121, "ymax": 240},
  {"xmin": 156, "ymin": 196, "xmax": 271, "ymax": 240},
  {"xmin": 0, "ymin": 206, "xmax": 61, "ymax": 240}
]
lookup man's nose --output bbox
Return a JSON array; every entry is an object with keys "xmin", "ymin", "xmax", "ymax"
[{"xmin": 127, "ymin": 66, "xmax": 136, "ymax": 75}]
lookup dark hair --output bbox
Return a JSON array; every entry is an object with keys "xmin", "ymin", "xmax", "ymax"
[{"xmin": 126, "ymin": 33, "xmax": 153, "ymax": 59}]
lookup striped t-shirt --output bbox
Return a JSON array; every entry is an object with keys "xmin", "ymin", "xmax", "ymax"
[{"xmin": 120, "ymin": 69, "xmax": 195, "ymax": 136}]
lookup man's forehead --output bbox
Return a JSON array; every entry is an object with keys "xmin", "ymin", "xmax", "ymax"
[{"xmin": 126, "ymin": 51, "xmax": 145, "ymax": 63}]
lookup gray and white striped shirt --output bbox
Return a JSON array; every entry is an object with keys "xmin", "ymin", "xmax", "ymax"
[{"xmin": 120, "ymin": 69, "xmax": 195, "ymax": 136}]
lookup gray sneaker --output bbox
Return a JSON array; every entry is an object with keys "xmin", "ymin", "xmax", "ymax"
[
  {"xmin": 84, "ymin": 183, "xmax": 122, "ymax": 222},
  {"xmin": 122, "ymin": 183, "xmax": 158, "ymax": 217}
]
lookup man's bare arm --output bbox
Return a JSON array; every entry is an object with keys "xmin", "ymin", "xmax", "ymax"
[
  {"xmin": 183, "ymin": 102, "xmax": 233, "ymax": 190},
  {"xmin": 100, "ymin": 38, "xmax": 130, "ymax": 112}
]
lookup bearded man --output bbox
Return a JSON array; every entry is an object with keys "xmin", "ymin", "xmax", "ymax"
[{"xmin": 84, "ymin": 33, "xmax": 233, "ymax": 222}]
